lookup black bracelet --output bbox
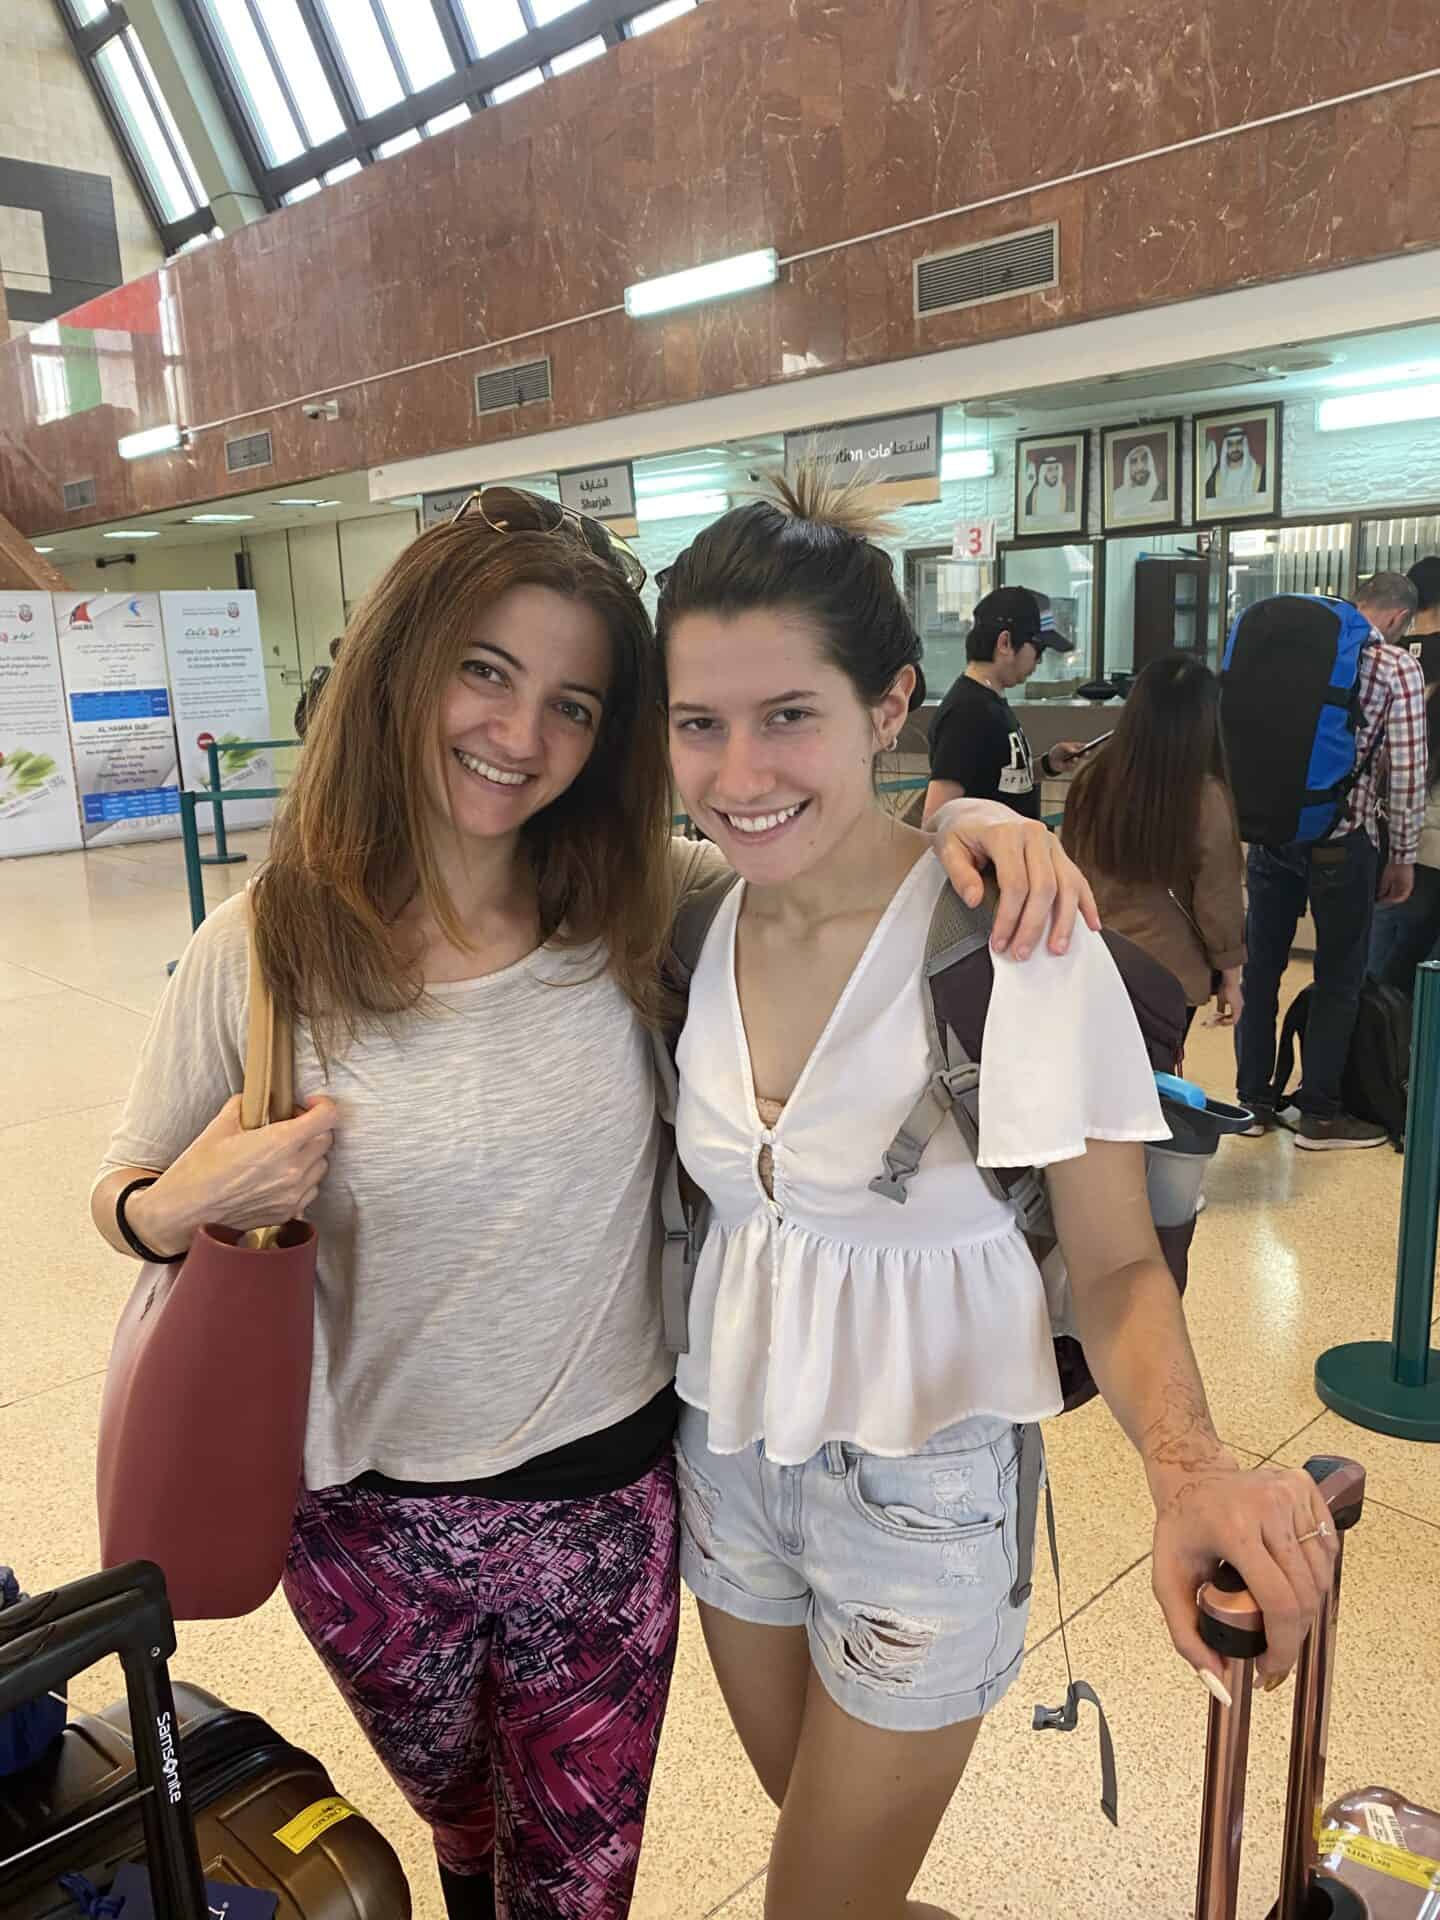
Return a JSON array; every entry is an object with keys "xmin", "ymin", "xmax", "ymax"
[{"xmin": 115, "ymin": 1176, "xmax": 184, "ymax": 1264}]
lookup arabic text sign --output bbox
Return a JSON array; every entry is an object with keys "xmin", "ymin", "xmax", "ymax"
[{"xmin": 785, "ymin": 410, "xmax": 942, "ymax": 486}]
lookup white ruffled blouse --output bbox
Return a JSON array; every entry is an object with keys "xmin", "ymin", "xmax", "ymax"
[{"xmin": 674, "ymin": 854, "xmax": 1167, "ymax": 1464}]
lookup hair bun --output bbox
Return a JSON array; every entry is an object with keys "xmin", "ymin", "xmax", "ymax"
[{"xmin": 772, "ymin": 463, "xmax": 897, "ymax": 543}]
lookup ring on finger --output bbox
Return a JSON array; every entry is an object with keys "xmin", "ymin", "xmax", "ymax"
[{"xmin": 1295, "ymin": 1521, "xmax": 1333, "ymax": 1545}]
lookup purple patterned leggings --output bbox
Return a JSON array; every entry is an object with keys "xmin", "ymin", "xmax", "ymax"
[{"xmin": 283, "ymin": 1459, "xmax": 679, "ymax": 1920}]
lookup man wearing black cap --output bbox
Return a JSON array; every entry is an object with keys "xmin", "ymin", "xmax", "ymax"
[{"xmin": 923, "ymin": 586, "xmax": 1082, "ymax": 823}]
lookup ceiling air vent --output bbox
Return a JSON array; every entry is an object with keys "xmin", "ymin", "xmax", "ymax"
[
  {"xmin": 914, "ymin": 222, "xmax": 1058, "ymax": 319},
  {"xmin": 226, "ymin": 429, "xmax": 274, "ymax": 474},
  {"xmin": 474, "ymin": 357, "xmax": 551, "ymax": 416},
  {"xmin": 62, "ymin": 477, "xmax": 97, "ymax": 512}
]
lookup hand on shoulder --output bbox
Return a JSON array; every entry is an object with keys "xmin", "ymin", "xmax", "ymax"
[{"xmin": 928, "ymin": 798, "xmax": 1099, "ymax": 961}]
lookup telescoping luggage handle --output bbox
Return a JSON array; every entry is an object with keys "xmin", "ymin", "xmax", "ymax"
[
  {"xmin": 1192, "ymin": 1457, "xmax": 1367, "ymax": 1920},
  {"xmin": 0, "ymin": 1561, "xmax": 208, "ymax": 1920}
]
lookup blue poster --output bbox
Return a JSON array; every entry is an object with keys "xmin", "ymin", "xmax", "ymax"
[{"xmin": 53, "ymin": 592, "xmax": 181, "ymax": 845}]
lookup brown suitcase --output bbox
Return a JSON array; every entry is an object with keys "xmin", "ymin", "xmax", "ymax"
[
  {"xmin": 1193, "ymin": 1455, "xmax": 1440, "ymax": 1919},
  {"xmin": 1, "ymin": 1571, "xmax": 409, "ymax": 1920}
]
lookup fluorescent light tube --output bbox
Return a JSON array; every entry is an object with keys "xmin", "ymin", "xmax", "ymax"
[
  {"xmin": 1316, "ymin": 383, "xmax": 1440, "ymax": 432},
  {"xmin": 104, "ymin": 529, "xmax": 161, "ymax": 539},
  {"xmin": 189, "ymin": 513, "xmax": 255, "ymax": 523},
  {"xmin": 117, "ymin": 423, "xmax": 184, "ymax": 459},
  {"xmin": 941, "ymin": 449, "xmax": 998, "ymax": 481},
  {"xmin": 634, "ymin": 467, "xmax": 727, "ymax": 495},
  {"xmin": 636, "ymin": 489, "xmax": 729, "ymax": 523},
  {"xmin": 625, "ymin": 249, "xmax": 778, "ymax": 319},
  {"xmin": 1319, "ymin": 359, "xmax": 1440, "ymax": 392}
]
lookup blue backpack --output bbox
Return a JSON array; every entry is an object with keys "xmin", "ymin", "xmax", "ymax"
[{"xmin": 1219, "ymin": 593, "xmax": 1376, "ymax": 846}]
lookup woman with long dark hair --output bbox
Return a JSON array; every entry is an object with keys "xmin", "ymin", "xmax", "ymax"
[
  {"xmin": 656, "ymin": 477, "xmax": 1334, "ymax": 1920},
  {"xmin": 1062, "ymin": 655, "xmax": 1245, "ymax": 1031}
]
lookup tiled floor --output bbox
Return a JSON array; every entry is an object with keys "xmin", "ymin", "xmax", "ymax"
[{"xmin": 2, "ymin": 830, "xmax": 1437, "ymax": 1919}]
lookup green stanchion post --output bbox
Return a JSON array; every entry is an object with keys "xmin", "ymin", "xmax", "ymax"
[
  {"xmin": 199, "ymin": 739, "xmax": 246, "ymax": 868},
  {"xmin": 1314, "ymin": 958, "xmax": 1440, "ymax": 1440},
  {"xmin": 180, "ymin": 789, "xmax": 206, "ymax": 933}
]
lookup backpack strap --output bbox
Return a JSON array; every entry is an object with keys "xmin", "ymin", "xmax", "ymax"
[
  {"xmin": 1272, "ymin": 989, "xmax": 1310, "ymax": 1107},
  {"xmin": 654, "ymin": 867, "xmax": 741, "ymax": 1353},
  {"xmin": 666, "ymin": 866, "xmax": 742, "ymax": 998},
  {"xmin": 867, "ymin": 882, "xmax": 992, "ymax": 1204},
  {"xmin": 868, "ymin": 881, "xmax": 1054, "ymax": 1239}
]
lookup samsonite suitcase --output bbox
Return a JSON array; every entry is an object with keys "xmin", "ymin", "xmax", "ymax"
[
  {"xmin": 0, "ymin": 1564, "xmax": 410, "ymax": 1920},
  {"xmin": 0, "ymin": 1683, "xmax": 411, "ymax": 1920},
  {"xmin": 1193, "ymin": 1455, "xmax": 1440, "ymax": 1919}
]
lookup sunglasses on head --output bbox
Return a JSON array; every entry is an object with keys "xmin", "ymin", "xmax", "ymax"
[{"xmin": 449, "ymin": 485, "xmax": 647, "ymax": 594}]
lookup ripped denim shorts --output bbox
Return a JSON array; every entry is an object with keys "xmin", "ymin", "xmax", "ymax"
[{"xmin": 675, "ymin": 1404, "xmax": 1040, "ymax": 1733}]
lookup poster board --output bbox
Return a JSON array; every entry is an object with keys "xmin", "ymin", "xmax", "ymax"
[
  {"xmin": 0, "ymin": 593, "xmax": 83, "ymax": 857},
  {"xmin": 161, "ymin": 591, "xmax": 273, "ymax": 831},
  {"xmin": 53, "ymin": 591, "xmax": 181, "ymax": 845}
]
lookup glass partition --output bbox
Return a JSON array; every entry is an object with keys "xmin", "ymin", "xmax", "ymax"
[
  {"xmin": 904, "ymin": 550, "xmax": 993, "ymax": 700},
  {"xmin": 999, "ymin": 543, "xmax": 1095, "ymax": 692},
  {"xmin": 1359, "ymin": 513, "xmax": 1440, "ymax": 577},
  {"xmin": 1223, "ymin": 521, "xmax": 1351, "ymax": 627},
  {"xmin": 1101, "ymin": 532, "xmax": 1222, "ymax": 676}
]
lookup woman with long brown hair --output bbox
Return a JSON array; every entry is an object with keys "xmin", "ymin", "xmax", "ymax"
[
  {"xmin": 1062, "ymin": 654, "xmax": 1245, "ymax": 1034},
  {"xmin": 89, "ymin": 488, "xmax": 1088, "ymax": 1920}
]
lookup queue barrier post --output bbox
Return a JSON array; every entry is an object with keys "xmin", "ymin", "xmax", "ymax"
[
  {"xmin": 199, "ymin": 739, "xmax": 244, "ymax": 867},
  {"xmin": 180, "ymin": 789, "xmax": 206, "ymax": 936},
  {"xmin": 198, "ymin": 737, "xmax": 300, "ymax": 869},
  {"xmin": 180, "ymin": 787, "xmax": 287, "ymax": 934},
  {"xmin": 1314, "ymin": 958, "xmax": 1440, "ymax": 1441}
]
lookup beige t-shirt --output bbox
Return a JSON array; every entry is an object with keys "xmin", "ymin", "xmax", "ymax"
[{"xmin": 98, "ymin": 868, "xmax": 718, "ymax": 1490}]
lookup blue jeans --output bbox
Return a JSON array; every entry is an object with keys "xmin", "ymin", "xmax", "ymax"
[
  {"xmin": 1236, "ymin": 831, "xmax": 1378, "ymax": 1119},
  {"xmin": 1369, "ymin": 864, "xmax": 1440, "ymax": 988},
  {"xmin": 675, "ymin": 1406, "xmax": 1035, "ymax": 1732}
]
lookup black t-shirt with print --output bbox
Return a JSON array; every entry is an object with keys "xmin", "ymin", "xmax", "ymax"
[{"xmin": 928, "ymin": 673, "xmax": 1040, "ymax": 819}]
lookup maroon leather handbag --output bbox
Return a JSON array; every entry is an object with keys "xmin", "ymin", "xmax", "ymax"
[{"xmin": 96, "ymin": 922, "xmax": 317, "ymax": 1621}]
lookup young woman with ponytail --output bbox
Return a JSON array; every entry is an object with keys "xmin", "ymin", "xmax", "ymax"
[{"xmin": 656, "ymin": 474, "xmax": 1338, "ymax": 1920}]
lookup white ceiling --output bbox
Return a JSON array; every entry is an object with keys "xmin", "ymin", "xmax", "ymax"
[
  {"xmin": 964, "ymin": 321, "xmax": 1440, "ymax": 432},
  {"xmin": 36, "ymin": 469, "xmax": 420, "ymax": 564}
]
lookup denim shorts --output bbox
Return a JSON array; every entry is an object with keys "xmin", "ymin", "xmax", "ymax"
[{"xmin": 675, "ymin": 1404, "xmax": 1040, "ymax": 1733}]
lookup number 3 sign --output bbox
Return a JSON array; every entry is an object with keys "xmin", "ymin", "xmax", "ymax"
[{"xmin": 951, "ymin": 518, "xmax": 997, "ymax": 562}]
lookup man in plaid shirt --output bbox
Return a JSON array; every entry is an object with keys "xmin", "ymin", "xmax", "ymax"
[{"xmin": 1237, "ymin": 572, "xmax": 1424, "ymax": 1149}]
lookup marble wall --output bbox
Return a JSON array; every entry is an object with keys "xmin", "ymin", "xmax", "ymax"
[{"xmin": 2, "ymin": 0, "xmax": 1438, "ymax": 533}]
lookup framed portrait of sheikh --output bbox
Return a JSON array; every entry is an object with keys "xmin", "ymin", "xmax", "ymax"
[
  {"xmin": 1194, "ymin": 404, "xmax": 1282, "ymax": 523},
  {"xmin": 1102, "ymin": 419, "xmax": 1182, "ymax": 533},
  {"xmin": 1014, "ymin": 430, "xmax": 1089, "ymax": 540}
]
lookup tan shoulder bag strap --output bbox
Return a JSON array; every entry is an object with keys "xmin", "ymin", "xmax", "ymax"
[{"xmin": 240, "ymin": 912, "xmax": 296, "ymax": 1248}]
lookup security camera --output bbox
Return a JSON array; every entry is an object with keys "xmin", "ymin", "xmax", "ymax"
[{"xmin": 300, "ymin": 398, "xmax": 340, "ymax": 422}]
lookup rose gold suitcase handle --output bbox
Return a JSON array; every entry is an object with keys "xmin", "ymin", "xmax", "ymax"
[{"xmin": 1192, "ymin": 1457, "xmax": 1367, "ymax": 1920}]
